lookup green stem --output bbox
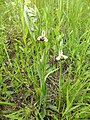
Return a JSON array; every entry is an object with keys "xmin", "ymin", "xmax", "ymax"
[{"xmin": 58, "ymin": 60, "xmax": 62, "ymax": 111}]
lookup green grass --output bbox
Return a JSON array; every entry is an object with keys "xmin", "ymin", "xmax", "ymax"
[{"xmin": 0, "ymin": 0, "xmax": 90, "ymax": 119}]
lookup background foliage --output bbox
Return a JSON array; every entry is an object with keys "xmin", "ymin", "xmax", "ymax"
[{"xmin": 0, "ymin": 0, "xmax": 90, "ymax": 119}]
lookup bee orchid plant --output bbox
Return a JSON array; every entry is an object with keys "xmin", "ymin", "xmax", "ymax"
[
  {"xmin": 37, "ymin": 30, "xmax": 48, "ymax": 42},
  {"xmin": 55, "ymin": 40, "xmax": 68, "ymax": 111},
  {"xmin": 56, "ymin": 50, "xmax": 68, "ymax": 61}
]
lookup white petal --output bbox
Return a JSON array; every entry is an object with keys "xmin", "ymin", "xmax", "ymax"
[
  {"xmin": 56, "ymin": 56, "xmax": 60, "ymax": 61},
  {"xmin": 44, "ymin": 37, "xmax": 48, "ymax": 42},
  {"xmin": 63, "ymin": 55, "xmax": 68, "ymax": 59},
  {"xmin": 37, "ymin": 36, "xmax": 42, "ymax": 40}
]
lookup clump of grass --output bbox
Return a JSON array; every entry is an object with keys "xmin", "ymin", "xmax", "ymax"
[{"xmin": 0, "ymin": 0, "xmax": 90, "ymax": 119}]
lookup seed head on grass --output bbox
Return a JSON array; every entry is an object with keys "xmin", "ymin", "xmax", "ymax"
[
  {"xmin": 37, "ymin": 31, "xmax": 48, "ymax": 42},
  {"xmin": 56, "ymin": 50, "xmax": 68, "ymax": 61}
]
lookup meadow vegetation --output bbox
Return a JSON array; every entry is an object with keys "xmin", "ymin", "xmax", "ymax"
[{"xmin": 0, "ymin": 0, "xmax": 90, "ymax": 119}]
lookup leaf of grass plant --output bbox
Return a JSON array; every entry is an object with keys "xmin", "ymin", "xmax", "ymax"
[
  {"xmin": 66, "ymin": 86, "xmax": 70, "ymax": 110},
  {"xmin": 46, "ymin": 104, "xmax": 59, "ymax": 113},
  {"xmin": 4, "ymin": 109, "xmax": 25, "ymax": 120},
  {"xmin": 45, "ymin": 68, "xmax": 59, "ymax": 82},
  {"xmin": 0, "ymin": 101, "xmax": 16, "ymax": 106},
  {"xmin": 35, "ymin": 109, "xmax": 43, "ymax": 120},
  {"xmin": 63, "ymin": 80, "xmax": 89, "ymax": 116},
  {"xmin": 54, "ymin": 115, "xmax": 59, "ymax": 120},
  {"xmin": 5, "ymin": 115, "xmax": 23, "ymax": 120},
  {"xmin": 24, "ymin": 5, "xmax": 31, "ymax": 33}
]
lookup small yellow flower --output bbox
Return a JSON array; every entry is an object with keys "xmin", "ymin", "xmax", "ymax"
[
  {"xmin": 37, "ymin": 31, "xmax": 48, "ymax": 42},
  {"xmin": 56, "ymin": 50, "xmax": 68, "ymax": 61}
]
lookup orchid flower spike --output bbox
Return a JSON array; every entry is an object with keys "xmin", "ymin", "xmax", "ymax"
[
  {"xmin": 56, "ymin": 50, "xmax": 68, "ymax": 61},
  {"xmin": 37, "ymin": 31, "xmax": 48, "ymax": 42}
]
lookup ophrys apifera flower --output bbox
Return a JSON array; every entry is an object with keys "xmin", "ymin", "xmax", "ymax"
[
  {"xmin": 37, "ymin": 31, "xmax": 48, "ymax": 42},
  {"xmin": 56, "ymin": 50, "xmax": 68, "ymax": 61}
]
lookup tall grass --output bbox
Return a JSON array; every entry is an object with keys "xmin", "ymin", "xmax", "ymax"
[{"xmin": 0, "ymin": 0, "xmax": 90, "ymax": 119}]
